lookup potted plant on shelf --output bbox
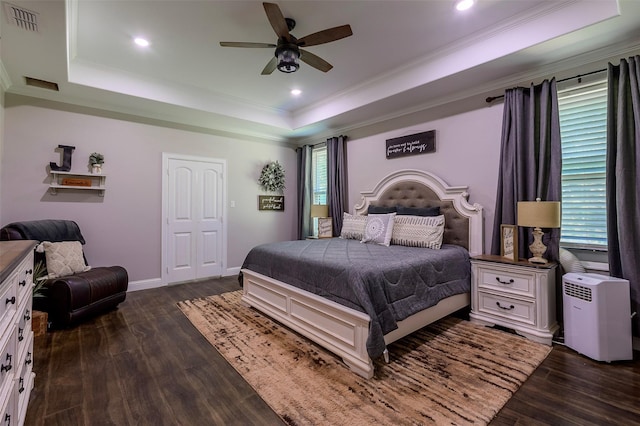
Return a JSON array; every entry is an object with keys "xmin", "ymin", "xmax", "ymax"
[{"xmin": 89, "ymin": 152, "xmax": 104, "ymax": 174}]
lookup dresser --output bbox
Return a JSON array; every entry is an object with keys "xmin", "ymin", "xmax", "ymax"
[
  {"xmin": 0, "ymin": 241, "xmax": 36, "ymax": 425},
  {"xmin": 470, "ymin": 254, "xmax": 558, "ymax": 345}
]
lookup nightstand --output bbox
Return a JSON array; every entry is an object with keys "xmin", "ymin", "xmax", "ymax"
[{"xmin": 470, "ymin": 254, "xmax": 558, "ymax": 345}]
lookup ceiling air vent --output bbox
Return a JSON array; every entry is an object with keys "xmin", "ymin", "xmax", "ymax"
[
  {"xmin": 3, "ymin": 2, "xmax": 39, "ymax": 32},
  {"xmin": 25, "ymin": 77, "xmax": 59, "ymax": 91}
]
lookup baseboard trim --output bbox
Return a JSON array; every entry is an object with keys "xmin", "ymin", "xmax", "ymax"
[
  {"xmin": 225, "ymin": 266, "xmax": 240, "ymax": 277},
  {"xmin": 127, "ymin": 268, "xmax": 240, "ymax": 292},
  {"xmin": 128, "ymin": 278, "xmax": 165, "ymax": 292}
]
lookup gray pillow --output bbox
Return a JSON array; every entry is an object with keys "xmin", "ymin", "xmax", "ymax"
[
  {"xmin": 396, "ymin": 206, "xmax": 440, "ymax": 216},
  {"xmin": 367, "ymin": 205, "xmax": 397, "ymax": 214}
]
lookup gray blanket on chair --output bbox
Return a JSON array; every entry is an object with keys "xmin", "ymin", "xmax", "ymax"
[
  {"xmin": 4, "ymin": 219, "xmax": 86, "ymax": 243},
  {"xmin": 240, "ymin": 238, "xmax": 470, "ymax": 359}
]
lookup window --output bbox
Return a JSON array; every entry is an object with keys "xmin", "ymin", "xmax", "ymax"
[
  {"xmin": 558, "ymin": 79, "xmax": 607, "ymax": 248},
  {"xmin": 311, "ymin": 145, "xmax": 327, "ymax": 205}
]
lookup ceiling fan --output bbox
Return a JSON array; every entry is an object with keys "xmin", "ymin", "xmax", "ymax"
[{"xmin": 220, "ymin": 2, "xmax": 353, "ymax": 75}]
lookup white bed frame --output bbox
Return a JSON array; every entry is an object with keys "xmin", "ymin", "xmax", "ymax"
[{"xmin": 241, "ymin": 170, "xmax": 484, "ymax": 378}]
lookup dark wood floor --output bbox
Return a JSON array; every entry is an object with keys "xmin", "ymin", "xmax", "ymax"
[{"xmin": 25, "ymin": 277, "xmax": 640, "ymax": 425}]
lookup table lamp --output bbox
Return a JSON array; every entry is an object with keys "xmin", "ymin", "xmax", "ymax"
[
  {"xmin": 517, "ymin": 198, "xmax": 561, "ymax": 264},
  {"xmin": 310, "ymin": 204, "xmax": 330, "ymax": 237}
]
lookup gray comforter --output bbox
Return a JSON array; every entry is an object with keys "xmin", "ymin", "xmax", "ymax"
[{"xmin": 240, "ymin": 238, "xmax": 471, "ymax": 359}]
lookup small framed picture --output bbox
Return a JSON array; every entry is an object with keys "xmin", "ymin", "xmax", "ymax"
[
  {"xmin": 500, "ymin": 224, "xmax": 518, "ymax": 262},
  {"xmin": 318, "ymin": 218, "xmax": 333, "ymax": 238}
]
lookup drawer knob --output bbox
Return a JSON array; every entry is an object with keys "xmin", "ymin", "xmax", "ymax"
[
  {"xmin": 19, "ymin": 280, "xmax": 27, "ymax": 287},
  {"xmin": 4, "ymin": 413, "xmax": 10, "ymax": 424},
  {"xmin": 5, "ymin": 297, "xmax": 15, "ymax": 305},
  {"xmin": 495, "ymin": 277, "xmax": 515, "ymax": 285},
  {"xmin": 25, "ymin": 268, "xmax": 33, "ymax": 275},
  {"xmin": 496, "ymin": 301, "xmax": 515, "ymax": 311},
  {"xmin": 18, "ymin": 328, "xmax": 23, "ymax": 342},
  {"xmin": 18, "ymin": 377, "xmax": 24, "ymax": 394},
  {"xmin": 25, "ymin": 352, "xmax": 32, "ymax": 366},
  {"xmin": 24, "ymin": 310, "xmax": 31, "ymax": 321}
]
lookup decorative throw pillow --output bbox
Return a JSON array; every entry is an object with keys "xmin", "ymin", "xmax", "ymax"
[
  {"xmin": 38, "ymin": 241, "xmax": 91, "ymax": 279},
  {"xmin": 361, "ymin": 213, "xmax": 396, "ymax": 246},
  {"xmin": 367, "ymin": 205, "xmax": 397, "ymax": 214},
  {"xmin": 396, "ymin": 205, "xmax": 440, "ymax": 216},
  {"xmin": 391, "ymin": 215, "xmax": 445, "ymax": 249},
  {"xmin": 339, "ymin": 213, "xmax": 367, "ymax": 240}
]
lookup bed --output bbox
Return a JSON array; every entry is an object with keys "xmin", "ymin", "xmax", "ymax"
[{"xmin": 240, "ymin": 169, "xmax": 484, "ymax": 378}]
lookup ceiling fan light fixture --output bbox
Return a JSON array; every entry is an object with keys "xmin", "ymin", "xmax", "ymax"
[{"xmin": 276, "ymin": 47, "xmax": 300, "ymax": 73}]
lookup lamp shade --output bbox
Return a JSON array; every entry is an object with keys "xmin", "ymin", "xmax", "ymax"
[
  {"xmin": 310, "ymin": 204, "xmax": 329, "ymax": 218},
  {"xmin": 517, "ymin": 200, "xmax": 561, "ymax": 228}
]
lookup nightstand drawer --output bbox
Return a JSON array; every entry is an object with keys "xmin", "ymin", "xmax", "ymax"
[
  {"xmin": 475, "ymin": 265, "xmax": 535, "ymax": 297},
  {"xmin": 477, "ymin": 291, "xmax": 536, "ymax": 326}
]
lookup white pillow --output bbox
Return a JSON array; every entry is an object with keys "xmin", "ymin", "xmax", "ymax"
[
  {"xmin": 361, "ymin": 213, "xmax": 396, "ymax": 246},
  {"xmin": 339, "ymin": 213, "xmax": 367, "ymax": 240},
  {"xmin": 391, "ymin": 215, "xmax": 445, "ymax": 249},
  {"xmin": 38, "ymin": 241, "xmax": 91, "ymax": 279}
]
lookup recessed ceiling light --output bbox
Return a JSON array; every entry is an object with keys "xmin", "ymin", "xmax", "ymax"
[
  {"xmin": 455, "ymin": 0, "xmax": 475, "ymax": 11},
  {"xmin": 134, "ymin": 37, "xmax": 150, "ymax": 47},
  {"xmin": 291, "ymin": 89, "xmax": 302, "ymax": 96}
]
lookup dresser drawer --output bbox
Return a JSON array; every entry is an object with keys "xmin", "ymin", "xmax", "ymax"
[
  {"xmin": 0, "ymin": 330, "xmax": 16, "ymax": 400},
  {"xmin": 0, "ymin": 280, "xmax": 18, "ymax": 343},
  {"xmin": 16, "ymin": 297, "xmax": 32, "ymax": 357},
  {"xmin": 476, "ymin": 291, "xmax": 536, "ymax": 326},
  {"xmin": 475, "ymin": 264, "xmax": 535, "ymax": 298},
  {"xmin": 16, "ymin": 251, "xmax": 34, "ymax": 303}
]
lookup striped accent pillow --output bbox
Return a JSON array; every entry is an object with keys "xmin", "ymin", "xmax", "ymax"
[
  {"xmin": 391, "ymin": 215, "xmax": 445, "ymax": 249},
  {"xmin": 339, "ymin": 213, "xmax": 367, "ymax": 240}
]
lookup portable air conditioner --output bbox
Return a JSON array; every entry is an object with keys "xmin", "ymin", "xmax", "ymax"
[{"xmin": 563, "ymin": 273, "xmax": 633, "ymax": 362}]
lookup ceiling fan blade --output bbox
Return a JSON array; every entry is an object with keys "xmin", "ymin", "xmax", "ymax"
[
  {"xmin": 220, "ymin": 42, "xmax": 276, "ymax": 48},
  {"xmin": 263, "ymin": 2, "xmax": 290, "ymax": 41},
  {"xmin": 297, "ymin": 25, "xmax": 353, "ymax": 47},
  {"xmin": 261, "ymin": 57, "xmax": 277, "ymax": 75},
  {"xmin": 300, "ymin": 49, "xmax": 333, "ymax": 73}
]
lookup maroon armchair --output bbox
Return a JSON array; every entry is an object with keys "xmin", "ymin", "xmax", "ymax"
[{"xmin": 0, "ymin": 220, "xmax": 128, "ymax": 328}]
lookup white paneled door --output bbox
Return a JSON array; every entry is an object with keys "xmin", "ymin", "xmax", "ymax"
[{"xmin": 164, "ymin": 155, "xmax": 226, "ymax": 284}]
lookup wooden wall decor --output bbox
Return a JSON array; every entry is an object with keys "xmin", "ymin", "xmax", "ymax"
[{"xmin": 258, "ymin": 195, "xmax": 284, "ymax": 211}]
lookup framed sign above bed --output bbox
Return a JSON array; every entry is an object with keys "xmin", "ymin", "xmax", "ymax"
[{"xmin": 385, "ymin": 130, "xmax": 435, "ymax": 159}]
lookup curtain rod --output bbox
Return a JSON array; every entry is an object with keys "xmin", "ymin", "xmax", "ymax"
[{"xmin": 484, "ymin": 68, "xmax": 607, "ymax": 103}]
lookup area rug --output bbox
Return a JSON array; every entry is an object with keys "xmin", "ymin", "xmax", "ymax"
[{"xmin": 178, "ymin": 291, "xmax": 552, "ymax": 425}]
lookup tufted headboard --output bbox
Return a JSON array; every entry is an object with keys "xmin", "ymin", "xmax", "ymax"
[{"xmin": 353, "ymin": 169, "xmax": 484, "ymax": 256}]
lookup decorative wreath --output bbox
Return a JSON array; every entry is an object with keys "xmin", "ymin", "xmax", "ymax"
[{"xmin": 258, "ymin": 161, "xmax": 285, "ymax": 192}]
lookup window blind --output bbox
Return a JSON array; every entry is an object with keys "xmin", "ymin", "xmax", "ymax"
[
  {"xmin": 558, "ymin": 79, "xmax": 607, "ymax": 247},
  {"xmin": 311, "ymin": 146, "xmax": 327, "ymax": 205}
]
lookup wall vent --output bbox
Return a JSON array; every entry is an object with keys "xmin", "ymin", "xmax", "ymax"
[
  {"xmin": 3, "ymin": 2, "xmax": 39, "ymax": 32},
  {"xmin": 25, "ymin": 77, "xmax": 59, "ymax": 91}
]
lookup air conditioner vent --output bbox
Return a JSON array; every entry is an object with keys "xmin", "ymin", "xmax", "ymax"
[
  {"xmin": 564, "ymin": 281, "xmax": 592, "ymax": 302},
  {"xmin": 3, "ymin": 2, "xmax": 39, "ymax": 32},
  {"xmin": 25, "ymin": 77, "xmax": 59, "ymax": 91}
]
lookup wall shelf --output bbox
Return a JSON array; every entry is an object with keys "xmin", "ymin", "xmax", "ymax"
[{"xmin": 49, "ymin": 171, "xmax": 106, "ymax": 196}]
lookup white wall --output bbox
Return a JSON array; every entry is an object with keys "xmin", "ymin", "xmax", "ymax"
[
  {"xmin": 1, "ymin": 95, "xmax": 297, "ymax": 283},
  {"xmin": 347, "ymin": 105, "xmax": 504, "ymax": 252}
]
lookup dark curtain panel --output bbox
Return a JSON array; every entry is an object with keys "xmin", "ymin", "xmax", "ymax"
[
  {"xmin": 296, "ymin": 145, "xmax": 312, "ymax": 240},
  {"xmin": 327, "ymin": 135, "xmax": 347, "ymax": 236},
  {"xmin": 491, "ymin": 79, "xmax": 562, "ymax": 262},
  {"xmin": 607, "ymin": 55, "xmax": 640, "ymax": 336}
]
